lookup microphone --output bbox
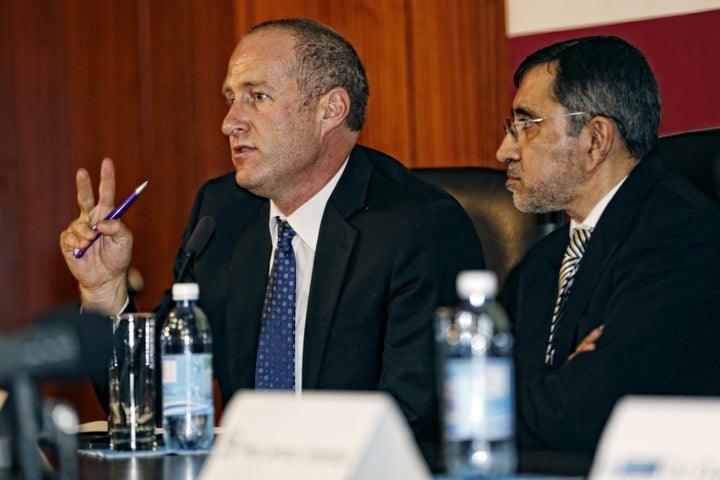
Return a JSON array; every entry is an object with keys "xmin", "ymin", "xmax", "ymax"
[
  {"xmin": 0, "ymin": 311, "xmax": 113, "ymax": 382},
  {"xmin": 155, "ymin": 216, "xmax": 215, "ymax": 321},
  {"xmin": 176, "ymin": 216, "xmax": 216, "ymax": 282}
]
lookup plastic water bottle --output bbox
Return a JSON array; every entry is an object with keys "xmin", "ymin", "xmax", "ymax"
[
  {"xmin": 436, "ymin": 270, "xmax": 516, "ymax": 476},
  {"xmin": 160, "ymin": 282, "xmax": 214, "ymax": 450}
]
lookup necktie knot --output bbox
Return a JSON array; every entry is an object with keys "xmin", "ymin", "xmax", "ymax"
[
  {"xmin": 277, "ymin": 219, "xmax": 296, "ymax": 253},
  {"xmin": 567, "ymin": 227, "xmax": 592, "ymax": 259}
]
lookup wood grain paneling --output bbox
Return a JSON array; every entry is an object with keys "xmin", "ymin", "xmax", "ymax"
[
  {"xmin": 1, "ymin": 0, "xmax": 235, "ymax": 421},
  {"xmin": 1, "ymin": 0, "xmax": 147, "ymax": 421},
  {"xmin": 129, "ymin": 0, "xmax": 237, "ymax": 314},
  {"xmin": 408, "ymin": 0, "xmax": 508, "ymax": 166},
  {"xmin": 1, "ymin": 0, "xmax": 145, "ymax": 329}
]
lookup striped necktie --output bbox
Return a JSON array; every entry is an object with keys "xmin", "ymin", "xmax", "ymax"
[
  {"xmin": 255, "ymin": 218, "xmax": 297, "ymax": 389},
  {"xmin": 545, "ymin": 227, "xmax": 592, "ymax": 366}
]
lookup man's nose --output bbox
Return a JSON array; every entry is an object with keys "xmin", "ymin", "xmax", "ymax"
[
  {"xmin": 496, "ymin": 133, "xmax": 520, "ymax": 165},
  {"xmin": 222, "ymin": 102, "xmax": 248, "ymax": 136}
]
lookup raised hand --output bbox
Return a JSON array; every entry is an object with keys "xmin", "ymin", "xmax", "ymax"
[{"xmin": 59, "ymin": 157, "xmax": 133, "ymax": 314}]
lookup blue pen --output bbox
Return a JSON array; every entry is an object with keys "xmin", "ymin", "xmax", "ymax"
[{"xmin": 73, "ymin": 180, "xmax": 148, "ymax": 259}]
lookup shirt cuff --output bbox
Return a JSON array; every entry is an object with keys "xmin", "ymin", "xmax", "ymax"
[{"xmin": 78, "ymin": 294, "xmax": 130, "ymax": 317}]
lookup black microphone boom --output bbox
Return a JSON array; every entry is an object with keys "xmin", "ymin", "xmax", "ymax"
[
  {"xmin": 177, "ymin": 215, "xmax": 216, "ymax": 280},
  {"xmin": 154, "ymin": 216, "xmax": 215, "ymax": 321}
]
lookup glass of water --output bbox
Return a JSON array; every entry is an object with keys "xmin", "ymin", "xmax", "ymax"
[{"xmin": 108, "ymin": 312, "xmax": 157, "ymax": 451}]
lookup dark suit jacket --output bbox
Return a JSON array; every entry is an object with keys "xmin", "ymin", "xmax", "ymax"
[
  {"xmin": 501, "ymin": 153, "xmax": 720, "ymax": 454},
  {"xmin": 162, "ymin": 145, "xmax": 485, "ymax": 466}
]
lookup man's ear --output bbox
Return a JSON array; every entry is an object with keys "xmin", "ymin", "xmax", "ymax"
[
  {"xmin": 319, "ymin": 88, "xmax": 350, "ymax": 136},
  {"xmin": 586, "ymin": 116, "xmax": 615, "ymax": 171}
]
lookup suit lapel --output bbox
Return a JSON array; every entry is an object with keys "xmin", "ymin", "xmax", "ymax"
[
  {"xmin": 302, "ymin": 206, "xmax": 358, "ymax": 387},
  {"xmin": 518, "ymin": 226, "xmax": 568, "ymax": 370},
  {"xmin": 302, "ymin": 147, "xmax": 371, "ymax": 388},
  {"xmin": 225, "ymin": 201, "xmax": 271, "ymax": 390},
  {"xmin": 554, "ymin": 155, "xmax": 666, "ymax": 359}
]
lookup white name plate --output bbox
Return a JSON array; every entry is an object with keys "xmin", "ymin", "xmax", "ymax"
[
  {"xmin": 590, "ymin": 396, "xmax": 720, "ymax": 480},
  {"xmin": 199, "ymin": 390, "xmax": 431, "ymax": 480}
]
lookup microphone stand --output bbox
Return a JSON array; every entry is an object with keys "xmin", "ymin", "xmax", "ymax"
[
  {"xmin": 155, "ymin": 215, "xmax": 215, "ymax": 322},
  {"xmin": 42, "ymin": 402, "xmax": 79, "ymax": 480},
  {"xmin": 9, "ymin": 374, "xmax": 80, "ymax": 480},
  {"xmin": 12, "ymin": 374, "xmax": 42, "ymax": 480},
  {"xmin": 154, "ymin": 252, "xmax": 194, "ymax": 323}
]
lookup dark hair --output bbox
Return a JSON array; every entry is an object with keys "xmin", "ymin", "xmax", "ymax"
[
  {"xmin": 247, "ymin": 18, "xmax": 369, "ymax": 132},
  {"xmin": 514, "ymin": 36, "xmax": 661, "ymax": 159}
]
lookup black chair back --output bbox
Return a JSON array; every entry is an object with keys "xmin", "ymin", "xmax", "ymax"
[
  {"xmin": 413, "ymin": 167, "xmax": 563, "ymax": 287},
  {"xmin": 413, "ymin": 127, "xmax": 720, "ymax": 286},
  {"xmin": 657, "ymin": 128, "xmax": 720, "ymax": 202}
]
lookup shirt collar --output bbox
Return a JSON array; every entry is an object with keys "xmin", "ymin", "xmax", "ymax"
[
  {"xmin": 569, "ymin": 175, "xmax": 628, "ymax": 235},
  {"xmin": 268, "ymin": 157, "xmax": 349, "ymax": 250}
]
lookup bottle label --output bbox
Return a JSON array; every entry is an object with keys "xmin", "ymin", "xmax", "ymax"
[
  {"xmin": 162, "ymin": 353, "xmax": 213, "ymax": 416},
  {"xmin": 443, "ymin": 356, "xmax": 514, "ymax": 441}
]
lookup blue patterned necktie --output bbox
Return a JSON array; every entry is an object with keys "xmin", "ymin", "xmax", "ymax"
[
  {"xmin": 255, "ymin": 218, "xmax": 297, "ymax": 389},
  {"xmin": 545, "ymin": 227, "xmax": 592, "ymax": 366}
]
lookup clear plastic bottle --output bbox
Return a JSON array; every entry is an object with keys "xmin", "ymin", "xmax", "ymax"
[
  {"xmin": 436, "ymin": 270, "xmax": 516, "ymax": 476},
  {"xmin": 160, "ymin": 282, "xmax": 214, "ymax": 450}
]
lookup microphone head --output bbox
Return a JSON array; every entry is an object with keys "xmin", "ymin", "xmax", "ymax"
[
  {"xmin": 185, "ymin": 216, "xmax": 215, "ymax": 256},
  {"xmin": 159, "ymin": 216, "xmax": 216, "ymax": 322}
]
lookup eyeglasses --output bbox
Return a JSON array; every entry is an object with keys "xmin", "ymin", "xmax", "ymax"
[{"xmin": 503, "ymin": 111, "xmax": 586, "ymax": 140}]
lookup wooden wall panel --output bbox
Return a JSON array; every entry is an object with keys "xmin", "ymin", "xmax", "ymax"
[
  {"xmin": 128, "ymin": 0, "xmax": 237, "ymax": 314},
  {"xmin": 0, "ymin": 0, "xmax": 145, "ymax": 330},
  {"xmin": 1, "ymin": 0, "xmax": 147, "ymax": 421},
  {"xmin": 1, "ymin": 0, "xmax": 235, "ymax": 421},
  {"xmin": 408, "ymin": 0, "xmax": 508, "ymax": 167},
  {"xmin": 1, "ymin": 0, "xmax": 236, "ymax": 319}
]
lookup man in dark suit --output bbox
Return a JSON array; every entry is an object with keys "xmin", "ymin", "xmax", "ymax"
[
  {"xmin": 59, "ymin": 18, "xmax": 484, "ymax": 468},
  {"xmin": 497, "ymin": 36, "xmax": 720, "ymax": 460}
]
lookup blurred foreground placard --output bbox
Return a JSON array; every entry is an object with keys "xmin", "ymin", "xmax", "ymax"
[
  {"xmin": 199, "ymin": 390, "xmax": 431, "ymax": 480},
  {"xmin": 590, "ymin": 395, "xmax": 720, "ymax": 480}
]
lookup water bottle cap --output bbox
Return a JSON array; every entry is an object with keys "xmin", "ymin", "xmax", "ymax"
[
  {"xmin": 456, "ymin": 270, "xmax": 498, "ymax": 299},
  {"xmin": 172, "ymin": 282, "xmax": 199, "ymax": 300}
]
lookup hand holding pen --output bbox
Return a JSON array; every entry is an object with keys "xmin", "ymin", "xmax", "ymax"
[
  {"xmin": 73, "ymin": 180, "xmax": 148, "ymax": 258},
  {"xmin": 59, "ymin": 158, "xmax": 144, "ymax": 315}
]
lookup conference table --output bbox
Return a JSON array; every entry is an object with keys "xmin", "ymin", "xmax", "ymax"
[
  {"xmin": 76, "ymin": 433, "xmax": 209, "ymax": 480},
  {"xmin": 74, "ymin": 453, "xmax": 589, "ymax": 480},
  {"xmin": 38, "ymin": 435, "xmax": 591, "ymax": 480},
  {"xmin": 0, "ymin": 425, "xmax": 591, "ymax": 480},
  {"xmin": 0, "ymin": 454, "xmax": 207, "ymax": 480},
  {"xmin": 78, "ymin": 453, "xmax": 208, "ymax": 480},
  {"xmin": 0, "ymin": 453, "xmax": 591, "ymax": 480}
]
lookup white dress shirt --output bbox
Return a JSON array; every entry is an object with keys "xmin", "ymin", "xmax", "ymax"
[{"xmin": 267, "ymin": 159, "xmax": 349, "ymax": 393}]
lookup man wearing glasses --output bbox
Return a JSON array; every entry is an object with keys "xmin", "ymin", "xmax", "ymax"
[{"xmin": 496, "ymin": 36, "xmax": 720, "ymax": 466}]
